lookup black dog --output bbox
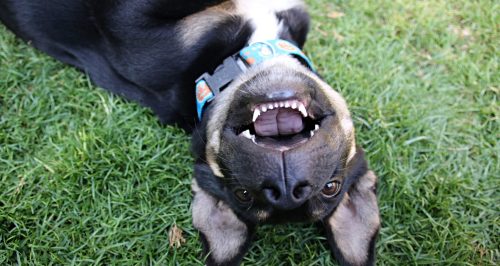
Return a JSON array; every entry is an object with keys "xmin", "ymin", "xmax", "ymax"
[{"xmin": 0, "ymin": 0, "xmax": 380, "ymax": 265}]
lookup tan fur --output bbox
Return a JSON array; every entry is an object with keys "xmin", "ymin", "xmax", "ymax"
[
  {"xmin": 179, "ymin": 2, "xmax": 235, "ymax": 48},
  {"xmin": 256, "ymin": 210, "xmax": 270, "ymax": 221},
  {"xmin": 311, "ymin": 207, "xmax": 326, "ymax": 220},
  {"xmin": 206, "ymin": 134, "xmax": 224, "ymax": 177},
  {"xmin": 192, "ymin": 180, "xmax": 248, "ymax": 263},
  {"xmin": 327, "ymin": 171, "xmax": 380, "ymax": 265},
  {"xmin": 191, "ymin": 178, "xmax": 201, "ymax": 193}
]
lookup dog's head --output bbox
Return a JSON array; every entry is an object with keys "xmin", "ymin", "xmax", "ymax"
[{"xmin": 193, "ymin": 55, "xmax": 360, "ymax": 223}]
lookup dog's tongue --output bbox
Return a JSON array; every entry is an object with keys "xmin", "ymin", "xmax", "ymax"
[{"xmin": 254, "ymin": 109, "xmax": 304, "ymax": 136}]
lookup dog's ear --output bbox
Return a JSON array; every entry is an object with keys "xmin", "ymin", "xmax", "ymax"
[
  {"xmin": 192, "ymin": 116, "xmax": 254, "ymax": 265},
  {"xmin": 191, "ymin": 174, "xmax": 254, "ymax": 266},
  {"xmin": 323, "ymin": 149, "xmax": 380, "ymax": 266}
]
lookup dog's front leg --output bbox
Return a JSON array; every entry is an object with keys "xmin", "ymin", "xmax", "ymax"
[
  {"xmin": 192, "ymin": 182, "xmax": 254, "ymax": 266},
  {"xmin": 322, "ymin": 170, "xmax": 380, "ymax": 266}
]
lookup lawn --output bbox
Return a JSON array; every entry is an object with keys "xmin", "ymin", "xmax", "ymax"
[{"xmin": 0, "ymin": 0, "xmax": 498, "ymax": 265}]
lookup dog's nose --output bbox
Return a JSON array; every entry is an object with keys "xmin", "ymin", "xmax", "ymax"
[
  {"xmin": 263, "ymin": 179, "xmax": 312, "ymax": 210},
  {"xmin": 266, "ymin": 89, "xmax": 296, "ymax": 100}
]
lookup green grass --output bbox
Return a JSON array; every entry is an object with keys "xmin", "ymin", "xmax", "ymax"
[{"xmin": 0, "ymin": 0, "xmax": 498, "ymax": 265}]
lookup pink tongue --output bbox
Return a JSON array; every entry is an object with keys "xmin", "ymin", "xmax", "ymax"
[{"xmin": 254, "ymin": 109, "xmax": 304, "ymax": 136}]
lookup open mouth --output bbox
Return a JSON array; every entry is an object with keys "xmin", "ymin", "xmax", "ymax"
[{"xmin": 236, "ymin": 99, "xmax": 321, "ymax": 150}]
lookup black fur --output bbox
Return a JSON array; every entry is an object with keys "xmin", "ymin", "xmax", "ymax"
[
  {"xmin": 1, "ymin": 1, "xmax": 379, "ymax": 265},
  {"xmin": 0, "ymin": 0, "xmax": 253, "ymax": 130},
  {"xmin": 276, "ymin": 7, "xmax": 310, "ymax": 48}
]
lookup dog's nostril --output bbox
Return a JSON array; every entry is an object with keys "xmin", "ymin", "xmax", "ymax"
[
  {"xmin": 263, "ymin": 187, "xmax": 281, "ymax": 202},
  {"xmin": 292, "ymin": 183, "xmax": 311, "ymax": 201}
]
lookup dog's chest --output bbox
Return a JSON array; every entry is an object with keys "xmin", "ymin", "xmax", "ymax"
[{"xmin": 233, "ymin": 0, "xmax": 303, "ymax": 43}]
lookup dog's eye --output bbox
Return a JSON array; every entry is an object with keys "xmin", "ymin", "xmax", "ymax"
[
  {"xmin": 234, "ymin": 189, "xmax": 252, "ymax": 203},
  {"xmin": 321, "ymin": 180, "xmax": 341, "ymax": 198}
]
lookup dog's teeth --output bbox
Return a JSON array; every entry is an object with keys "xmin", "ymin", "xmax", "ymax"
[
  {"xmin": 310, "ymin": 130, "xmax": 315, "ymax": 137},
  {"xmin": 279, "ymin": 102, "xmax": 285, "ymax": 107},
  {"xmin": 241, "ymin": 129, "xmax": 257, "ymax": 143},
  {"xmin": 252, "ymin": 109, "xmax": 261, "ymax": 122},
  {"xmin": 315, "ymin": 124, "xmax": 319, "ymax": 131},
  {"xmin": 268, "ymin": 104, "xmax": 274, "ymax": 110},
  {"xmin": 284, "ymin": 101, "xmax": 290, "ymax": 108},
  {"xmin": 241, "ymin": 129, "xmax": 252, "ymax": 139},
  {"xmin": 298, "ymin": 103, "xmax": 307, "ymax": 117},
  {"xmin": 261, "ymin": 106, "xmax": 267, "ymax": 112},
  {"xmin": 291, "ymin": 101, "xmax": 297, "ymax": 109},
  {"xmin": 274, "ymin": 103, "xmax": 279, "ymax": 108}
]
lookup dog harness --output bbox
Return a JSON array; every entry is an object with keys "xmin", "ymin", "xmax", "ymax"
[{"xmin": 195, "ymin": 39, "xmax": 315, "ymax": 120}]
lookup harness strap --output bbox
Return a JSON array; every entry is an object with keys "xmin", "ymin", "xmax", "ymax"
[{"xmin": 195, "ymin": 39, "xmax": 315, "ymax": 120}]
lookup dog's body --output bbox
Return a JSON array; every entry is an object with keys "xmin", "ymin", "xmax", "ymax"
[
  {"xmin": 1, "ymin": 1, "xmax": 380, "ymax": 265},
  {"xmin": 0, "ymin": 0, "xmax": 308, "ymax": 130}
]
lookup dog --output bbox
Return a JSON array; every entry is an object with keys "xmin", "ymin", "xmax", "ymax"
[{"xmin": 0, "ymin": 0, "xmax": 380, "ymax": 265}]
